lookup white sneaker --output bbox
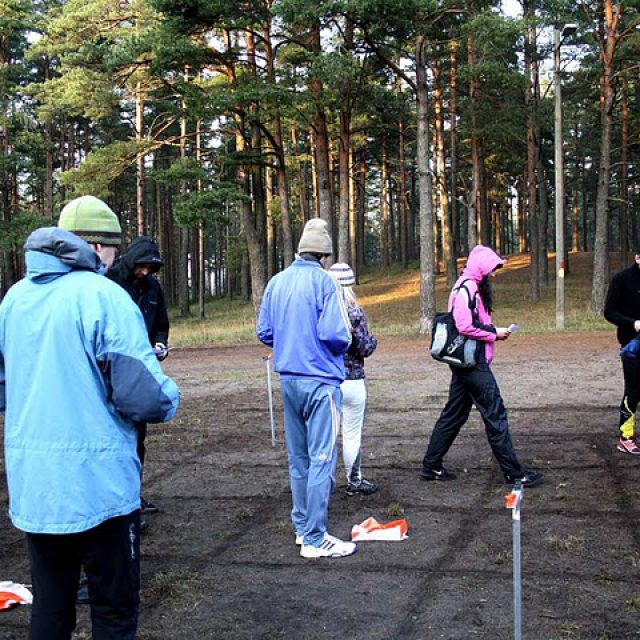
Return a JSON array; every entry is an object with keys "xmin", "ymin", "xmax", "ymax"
[
  {"xmin": 295, "ymin": 533, "xmax": 303, "ymax": 546},
  {"xmin": 300, "ymin": 533, "xmax": 357, "ymax": 559}
]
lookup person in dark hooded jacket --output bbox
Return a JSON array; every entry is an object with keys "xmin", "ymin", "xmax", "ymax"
[
  {"xmin": 107, "ymin": 236, "xmax": 169, "ymax": 352},
  {"xmin": 107, "ymin": 236, "xmax": 170, "ymax": 517}
]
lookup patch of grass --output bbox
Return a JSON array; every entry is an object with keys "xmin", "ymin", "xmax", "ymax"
[
  {"xmin": 386, "ymin": 502, "xmax": 405, "ymax": 518},
  {"xmin": 142, "ymin": 569, "xmax": 201, "ymax": 604},
  {"xmin": 167, "ymin": 252, "xmax": 613, "ymax": 346},
  {"xmin": 232, "ymin": 505, "xmax": 254, "ymax": 523},
  {"xmin": 625, "ymin": 596, "xmax": 640, "ymax": 610},
  {"xmin": 558, "ymin": 621, "xmax": 581, "ymax": 638},
  {"xmin": 544, "ymin": 534, "xmax": 586, "ymax": 552}
]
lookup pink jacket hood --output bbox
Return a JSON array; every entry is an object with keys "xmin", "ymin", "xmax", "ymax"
[{"xmin": 460, "ymin": 245, "xmax": 506, "ymax": 283}]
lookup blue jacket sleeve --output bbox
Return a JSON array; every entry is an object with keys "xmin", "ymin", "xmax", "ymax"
[
  {"xmin": 0, "ymin": 350, "xmax": 5, "ymax": 413},
  {"xmin": 95, "ymin": 284, "xmax": 180, "ymax": 423},
  {"xmin": 317, "ymin": 279, "xmax": 352, "ymax": 355},
  {"xmin": 256, "ymin": 284, "xmax": 274, "ymax": 346}
]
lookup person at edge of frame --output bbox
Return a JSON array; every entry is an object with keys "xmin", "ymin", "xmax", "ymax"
[
  {"xmin": 0, "ymin": 196, "xmax": 180, "ymax": 640},
  {"xmin": 604, "ymin": 246, "xmax": 640, "ymax": 455},
  {"xmin": 256, "ymin": 218, "xmax": 357, "ymax": 559},
  {"xmin": 420, "ymin": 244, "xmax": 543, "ymax": 488}
]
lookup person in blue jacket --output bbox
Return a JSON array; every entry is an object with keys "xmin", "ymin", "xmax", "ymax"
[
  {"xmin": 257, "ymin": 218, "xmax": 356, "ymax": 559},
  {"xmin": 0, "ymin": 213, "xmax": 180, "ymax": 639}
]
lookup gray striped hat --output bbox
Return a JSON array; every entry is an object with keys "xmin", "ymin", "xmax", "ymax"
[{"xmin": 328, "ymin": 262, "xmax": 355, "ymax": 287}]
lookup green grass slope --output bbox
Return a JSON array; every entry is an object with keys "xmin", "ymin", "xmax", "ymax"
[{"xmin": 170, "ymin": 251, "xmax": 615, "ymax": 346}]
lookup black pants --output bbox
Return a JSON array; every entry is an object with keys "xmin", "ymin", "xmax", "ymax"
[
  {"xmin": 619, "ymin": 356, "xmax": 640, "ymax": 438},
  {"xmin": 136, "ymin": 422, "xmax": 147, "ymax": 467},
  {"xmin": 26, "ymin": 511, "xmax": 141, "ymax": 640},
  {"xmin": 423, "ymin": 363, "xmax": 524, "ymax": 477}
]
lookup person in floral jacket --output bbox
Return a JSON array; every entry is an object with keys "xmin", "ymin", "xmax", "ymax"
[{"xmin": 329, "ymin": 263, "xmax": 379, "ymax": 495}]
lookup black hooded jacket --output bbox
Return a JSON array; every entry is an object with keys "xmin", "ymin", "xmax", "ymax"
[
  {"xmin": 107, "ymin": 236, "xmax": 169, "ymax": 345},
  {"xmin": 604, "ymin": 262, "xmax": 640, "ymax": 347}
]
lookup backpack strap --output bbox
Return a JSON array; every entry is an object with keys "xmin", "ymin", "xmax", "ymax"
[{"xmin": 452, "ymin": 279, "xmax": 478, "ymax": 313}]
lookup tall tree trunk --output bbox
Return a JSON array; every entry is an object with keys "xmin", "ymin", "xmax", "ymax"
[
  {"xmin": 349, "ymin": 144, "xmax": 358, "ymax": 277},
  {"xmin": 619, "ymin": 69, "xmax": 629, "ymax": 267},
  {"xmin": 449, "ymin": 39, "xmax": 460, "ymax": 260},
  {"xmin": 228, "ymin": 31, "xmax": 267, "ymax": 312},
  {"xmin": 417, "ymin": 35, "xmax": 436, "ymax": 335},
  {"xmin": 397, "ymin": 78, "xmax": 409, "ymax": 269},
  {"xmin": 196, "ymin": 118, "xmax": 206, "ymax": 319},
  {"xmin": 592, "ymin": 0, "xmax": 620, "ymax": 314},
  {"xmin": 467, "ymin": 34, "xmax": 479, "ymax": 250},
  {"xmin": 337, "ymin": 20, "xmax": 353, "ymax": 263},
  {"xmin": 380, "ymin": 138, "xmax": 390, "ymax": 268},
  {"xmin": 310, "ymin": 23, "xmax": 333, "ymax": 235},
  {"xmin": 263, "ymin": 8, "xmax": 293, "ymax": 267},
  {"xmin": 135, "ymin": 84, "xmax": 145, "ymax": 236},
  {"xmin": 356, "ymin": 151, "xmax": 367, "ymax": 268},
  {"xmin": 524, "ymin": 0, "xmax": 540, "ymax": 301},
  {"xmin": 536, "ymin": 145, "xmax": 549, "ymax": 284},
  {"xmin": 178, "ymin": 73, "xmax": 191, "ymax": 318},
  {"xmin": 265, "ymin": 163, "xmax": 276, "ymax": 279},
  {"xmin": 434, "ymin": 56, "xmax": 455, "ymax": 285}
]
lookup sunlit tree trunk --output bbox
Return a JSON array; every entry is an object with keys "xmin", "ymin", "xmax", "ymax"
[{"xmin": 417, "ymin": 34, "xmax": 435, "ymax": 335}]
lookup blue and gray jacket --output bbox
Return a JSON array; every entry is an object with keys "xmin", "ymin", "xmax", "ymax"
[
  {"xmin": 256, "ymin": 257, "xmax": 352, "ymax": 386},
  {"xmin": 0, "ymin": 227, "xmax": 180, "ymax": 534}
]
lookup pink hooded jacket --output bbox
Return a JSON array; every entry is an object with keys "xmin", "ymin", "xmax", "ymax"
[{"xmin": 448, "ymin": 245, "xmax": 507, "ymax": 365}]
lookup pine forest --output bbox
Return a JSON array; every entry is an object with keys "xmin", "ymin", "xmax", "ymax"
[{"xmin": 0, "ymin": 0, "xmax": 639, "ymax": 327}]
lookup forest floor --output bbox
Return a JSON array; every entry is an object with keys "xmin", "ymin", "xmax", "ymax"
[{"xmin": 2, "ymin": 330, "xmax": 640, "ymax": 640}]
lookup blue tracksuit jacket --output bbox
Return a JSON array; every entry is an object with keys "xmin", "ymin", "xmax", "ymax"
[{"xmin": 256, "ymin": 257, "xmax": 352, "ymax": 385}]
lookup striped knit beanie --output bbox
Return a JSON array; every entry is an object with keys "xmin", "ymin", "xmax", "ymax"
[{"xmin": 328, "ymin": 262, "xmax": 356, "ymax": 287}]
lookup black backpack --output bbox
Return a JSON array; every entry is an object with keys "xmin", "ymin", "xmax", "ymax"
[{"xmin": 430, "ymin": 281, "xmax": 480, "ymax": 368}]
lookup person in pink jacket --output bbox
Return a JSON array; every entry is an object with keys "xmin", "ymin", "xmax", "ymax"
[{"xmin": 421, "ymin": 245, "xmax": 543, "ymax": 487}]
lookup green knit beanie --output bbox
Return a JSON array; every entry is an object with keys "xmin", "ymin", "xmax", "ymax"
[{"xmin": 58, "ymin": 196, "xmax": 122, "ymax": 246}]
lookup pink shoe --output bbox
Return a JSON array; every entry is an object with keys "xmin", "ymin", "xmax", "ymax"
[{"xmin": 617, "ymin": 437, "xmax": 640, "ymax": 455}]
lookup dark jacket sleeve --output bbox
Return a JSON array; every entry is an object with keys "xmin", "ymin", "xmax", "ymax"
[
  {"xmin": 150, "ymin": 282, "xmax": 170, "ymax": 345},
  {"xmin": 604, "ymin": 273, "xmax": 635, "ymax": 328},
  {"xmin": 348, "ymin": 306, "xmax": 377, "ymax": 358}
]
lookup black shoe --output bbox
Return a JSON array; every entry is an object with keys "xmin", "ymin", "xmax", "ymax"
[
  {"xmin": 140, "ymin": 497, "xmax": 159, "ymax": 514},
  {"xmin": 421, "ymin": 466, "xmax": 456, "ymax": 481},
  {"xmin": 504, "ymin": 469, "xmax": 543, "ymax": 488},
  {"xmin": 346, "ymin": 479, "xmax": 378, "ymax": 496}
]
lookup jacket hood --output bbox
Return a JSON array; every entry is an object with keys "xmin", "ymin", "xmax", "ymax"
[
  {"xmin": 461, "ymin": 245, "xmax": 506, "ymax": 282},
  {"xmin": 24, "ymin": 227, "xmax": 102, "ymax": 282},
  {"xmin": 108, "ymin": 236, "xmax": 163, "ymax": 283}
]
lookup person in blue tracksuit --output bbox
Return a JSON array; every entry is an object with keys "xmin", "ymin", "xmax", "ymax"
[
  {"xmin": 0, "ymin": 220, "xmax": 180, "ymax": 639},
  {"xmin": 257, "ymin": 218, "xmax": 356, "ymax": 559}
]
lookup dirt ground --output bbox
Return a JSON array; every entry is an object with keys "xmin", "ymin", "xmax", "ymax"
[{"xmin": 2, "ymin": 330, "xmax": 640, "ymax": 640}]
